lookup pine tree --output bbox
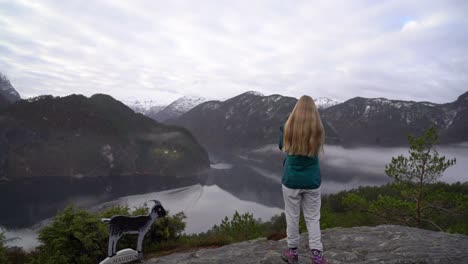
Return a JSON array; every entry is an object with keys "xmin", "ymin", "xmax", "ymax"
[{"xmin": 345, "ymin": 127, "xmax": 458, "ymax": 231}]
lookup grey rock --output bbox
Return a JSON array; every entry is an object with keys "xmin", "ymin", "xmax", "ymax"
[{"xmin": 143, "ymin": 225, "xmax": 468, "ymax": 264}]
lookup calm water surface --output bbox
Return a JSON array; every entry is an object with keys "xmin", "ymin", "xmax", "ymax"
[{"xmin": 2, "ymin": 144, "xmax": 467, "ymax": 250}]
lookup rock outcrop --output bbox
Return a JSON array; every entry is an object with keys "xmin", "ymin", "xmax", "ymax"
[{"xmin": 144, "ymin": 225, "xmax": 468, "ymax": 264}]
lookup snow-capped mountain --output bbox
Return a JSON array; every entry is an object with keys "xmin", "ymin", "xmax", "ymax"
[
  {"xmin": 244, "ymin": 91, "xmax": 264, "ymax": 97},
  {"xmin": 151, "ymin": 96, "xmax": 208, "ymax": 122},
  {"xmin": 147, "ymin": 105, "xmax": 166, "ymax": 116},
  {"xmin": 315, "ymin": 97, "xmax": 340, "ymax": 109},
  {"xmin": 234, "ymin": 93, "xmax": 338, "ymax": 109},
  {"xmin": 170, "ymin": 90, "xmax": 468, "ymax": 151},
  {"xmin": 122, "ymin": 99, "xmax": 166, "ymax": 115},
  {"xmin": 0, "ymin": 73, "xmax": 21, "ymax": 107},
  {"xmin": 319, "ymin": 92, "xmax": 468, "ymax": 146},
  {"xmin": 169, "ymin": 91, "xmax": 340, "ymax": 152}
]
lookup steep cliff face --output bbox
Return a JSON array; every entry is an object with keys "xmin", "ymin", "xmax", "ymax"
[
  {"xmin": 0, "ymin": 94, "xmax": 209, "ymax": 179},
  {"xmin": 144, "ymin": 225, "xmax": 468, "ymax": 264},
  {"xmin": 439, "ymin": 91, "xmax": 468, "ymax": 143},
  {"xmin": 0, "ymin": 73, "xmax": 21, "ymax": 109}
]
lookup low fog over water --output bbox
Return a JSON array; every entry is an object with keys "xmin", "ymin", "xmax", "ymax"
[
  {"xmin": 322, "ymin": 143, "xmax": 467, "ymax": 184},
  {"xmin": 2, "ymin": 143, "xmax": 467, "ymax": 250}
]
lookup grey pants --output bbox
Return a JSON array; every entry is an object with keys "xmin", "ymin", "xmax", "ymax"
[{"xmin": 282, "ymin": 184, "xmax": 323, "ymax": 251}]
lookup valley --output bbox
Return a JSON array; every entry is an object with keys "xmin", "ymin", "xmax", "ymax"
[{"xmin": 1, "ymin": 82, "xmax": 467, "ymax": 252}]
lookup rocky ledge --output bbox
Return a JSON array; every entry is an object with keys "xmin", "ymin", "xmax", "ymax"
[{"xmin": 144, "ymin": 225, "xmax": 468, "ymax": 264}]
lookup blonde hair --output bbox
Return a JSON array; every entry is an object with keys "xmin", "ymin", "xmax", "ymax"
[{"xmin": 283, "ymin": 95, "xmax": 324, "ymax": 157}]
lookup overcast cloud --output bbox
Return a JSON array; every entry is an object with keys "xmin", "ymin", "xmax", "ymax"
[{"xmin": 0, "ymin": 0, "xmax": 467, "ymax": 104}]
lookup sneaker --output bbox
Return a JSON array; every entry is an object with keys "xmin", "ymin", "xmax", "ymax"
[
  {"xmin": 311, "ymin": 249, "xmax": 328, "ymax": 264},
  {"xmin": 281, "ymin": 248, "xmax": 298, "ymax": 264}
]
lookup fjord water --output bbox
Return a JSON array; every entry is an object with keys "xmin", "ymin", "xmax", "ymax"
[{"xmin": 2, "ymin": 144, "xmax": 467, "ymax": 250}]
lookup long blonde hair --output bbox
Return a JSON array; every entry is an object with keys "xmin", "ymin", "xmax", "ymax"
[{"xmin": 283, "ymin": 95, "xmax": 324, "ymax": 157}]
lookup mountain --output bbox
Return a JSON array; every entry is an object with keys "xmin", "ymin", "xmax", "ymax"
[
  {"xmin": 170, "ymin": 91, "xmax": 468, "ymax": 152},
  {"xmin": 438, "ymin": 91, "xmax": 468, "ymax": 143},
  {"xmin": 0, "ymin": 73, "xmax": 21, "ymax": 109},
  {"xmin": 315, "ymin": 97, "xmax": 340, "ymax": 109},
  {"xmin": 151, "ymin": 96, "xmax": 208, "ymax": 122},
  {"xmin": 169, "ymin": 91, "xmax": 341, "ymax": 153},
  {"xmin": 0, "ymin": 92, "xmax": 9, "ymax": 108},
  {"xmin": 147, "ymin": 105, "xmax": 166, "ymax": 116},
  {"xmin": 321, "ymin": 92, "xmax": 468, "ymax": 146},
  {"xmin": 122, "ymin": 99, "xmax": 166, "ymax": 116},
  {"xmin": 0, "ymin": 94, "xmax": 209, "ymax": 180}
]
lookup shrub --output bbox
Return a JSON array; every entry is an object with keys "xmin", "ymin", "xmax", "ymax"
[
  {"xmin": 145, "ymin": 211, "xmax": 186, "ymax": 244},
  {"xmin": 30, "ymin": 206, "xmax": 107, "ymax": 264},
  {"xmin": 29, "ymin": 203, "xmax": 188, "ymax": 263}
]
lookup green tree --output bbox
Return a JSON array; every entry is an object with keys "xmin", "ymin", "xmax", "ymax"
[
  {"xmin": 0, "ymin": 230, "xmax": 11, "ymax": 264},
  {"xmin": 216, "ymin": 211, "xmax": 263, "ymax": 241},
  {"xmin": 385, "ymin": 127, "xmax": 456, "ymax": 227},
  {"xmin": 345, "ymin": 127, "xmax": 457, "ymax": 230}
]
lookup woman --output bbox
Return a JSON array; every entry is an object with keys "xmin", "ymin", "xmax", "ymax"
[{"xmin": 279, "ymin": 95, "xmax": 328, "ymax": 264}]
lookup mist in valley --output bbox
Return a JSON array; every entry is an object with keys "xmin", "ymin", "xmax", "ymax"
[{"xmin": 2, "ymin": 142, "xmax": 467, "ymax": 250}]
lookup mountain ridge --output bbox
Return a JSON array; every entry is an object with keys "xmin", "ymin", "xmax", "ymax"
[
  {"xmin": 168, "ymin": 92, "xmax": 341, "ymax": 153},
  {"xmin": 0, "ymin": 93, "xmax": 209, "ymax": 179},
  {"xmin": 170, "ymin": 91, "xmax": 468, "ymax": 152},
  {"xmin": 122, "ymin": 99, "xmax": 166, "ymax": 116},
  {"xmin": 321, "ymin": 92, "xmax": 467, "ymax": 145},
  {"xmin": 150, "ymin": 96, "xmax": 208, "ymax": 122}
]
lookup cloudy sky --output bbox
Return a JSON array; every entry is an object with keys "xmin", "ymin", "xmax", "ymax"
[{"xmin": 0, "ymin": 0, "xmax": 467, "ymax": 104}]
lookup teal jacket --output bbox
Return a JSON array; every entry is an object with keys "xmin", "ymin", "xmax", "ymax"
[{"xmin": 279, "ymin": 126, "xmax": 321, "ymax": 189}]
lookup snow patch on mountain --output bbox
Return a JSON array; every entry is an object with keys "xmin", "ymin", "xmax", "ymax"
[
  {"xmin": 152, "ymin": 96, "xmax": 209, "ymax": 122},
  {"xmin": 261, "ymin": 95, "xmax": 283, "ymax": 103},
  {"xmin": 363, "ymin": 105, "xmax": 371, "ymax": 117},
  {"xmin": 165, "ymin": 96, "xmax": 208, "ymax": 115},
  {"xmin": 225, "ymin": 107, "xmax": 234, "ymax": 120},
  {"xmin": 202, "ymin": 101, "xmax": 222, "ymax": 111},
  {"xmin": 315, "ymin": 97, "xmax": 340, "ymax": 109},
  {"xmin": 245, "ymin": 91, "xmax": 264, "ymax": 97},
  {"xmin": 392, "ymin": 101, "xmax": 414, "ymax": 109},
  {"xmin": 443, "ymin": 108, "xmax": 458, "ymax": 128},
  {"xmin": 26, "ymin": 95, "xmax": 54, "ymax": 103},
  {"xmin": 122, "ymin": 99, "xmax": 166, "ymax": 115}
]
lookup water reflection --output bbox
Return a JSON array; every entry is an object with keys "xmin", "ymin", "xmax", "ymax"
[
  {"xmin": 93, "ymin": 184, "xmax": 283, "ymax": 234},
  {"xmin": 2, "ymin": 143, "xmax": 466, "ymax": 250},
  {"xmin": 4, "ymin": 184, "xmax": 283, "ymax": 251}
]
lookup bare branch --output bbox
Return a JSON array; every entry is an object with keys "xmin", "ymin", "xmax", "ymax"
[
  {"xmin": 420, "ymin": 205, "xmax": 462, "ymax": 215},
  {"xmin": 420, "ymin": 218, "xmax": 444, "ymax": 232},
  {"xmin": 361, "ymin": 210, "xmax": 411, "ymax": 226}
]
